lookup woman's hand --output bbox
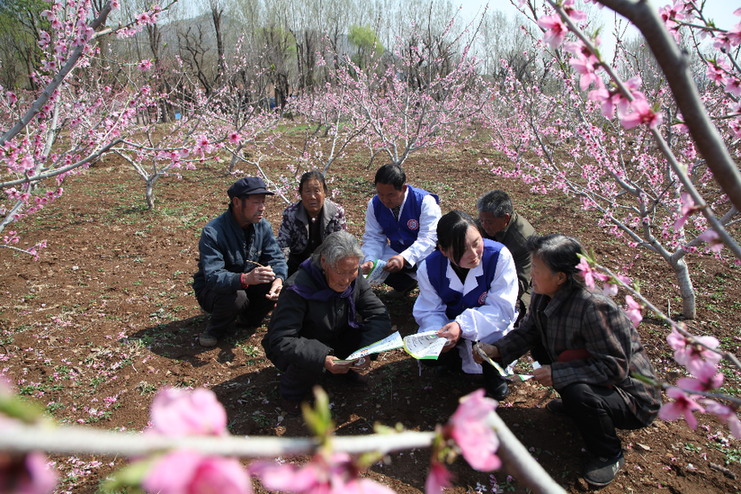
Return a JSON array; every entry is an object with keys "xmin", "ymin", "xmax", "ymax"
[
  {"xmin": 360, "ymin": 261, "xmax": 373, "ymax": 275},
  {"xmin": 352, "ymin": 357, "xmax": 371, "ymax": 372},
  {"xmin": 383, "ymin": 255, "xmax": 405, "ymax": 273},
  {"xmin": 473, "ymin": 342, "xmax": 499, "ymax": 363},
  {"xmin": 324, "ymin": 355, "xmax": 352, "ymax": 374},
  {"xmin": 437, "ymin": 322, "xmax": 462, "ymax": 352},
  {"xmin": 533, "ymin": 365, "xmax": 553, "ymax": 387}
]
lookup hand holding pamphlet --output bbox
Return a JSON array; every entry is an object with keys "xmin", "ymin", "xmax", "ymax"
[
  {"xmin": 474, "ymin": 343, "xmax": 534, "ymax": 382},
  {"xmin": 364, "ymin": 259, "xmax": 390, "ymax": 285}
]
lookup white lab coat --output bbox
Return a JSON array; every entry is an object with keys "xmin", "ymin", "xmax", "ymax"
[{"xmin": 414, "ymin": 246, "xmax": 518, "ymax": 374}]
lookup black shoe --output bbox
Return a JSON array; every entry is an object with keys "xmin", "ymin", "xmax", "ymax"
[
  {"xmin": 583, "ymin": 452, "xmax": 625, "ymax": 486},
  {"xmin": 279, "ymin": 397, "xmax": 302, "ymax": 417},
  {"xmin": 546, "ymin": 398, "xmax": 568, "ymax": 416},
  {"xmin": 339, "ymin": 370, "xmax": 369, "ymax": 388},
  {"xmin": 198, "ymin": 331, "xmax": 218, "ymax": 347},
  {"xmin": 485, "ymin": 380, "xmax": 509, "ymax": 401},
  {"xmin": 482, "ymin": 364, "xmax": 510, "ymax": 401}
]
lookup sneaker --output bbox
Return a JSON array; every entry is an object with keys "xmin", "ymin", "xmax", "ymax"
[
  {"xmin": 583, "ymin": 452, "xmax": 625, "ymax": 487},
  {"xmin": 198, "ymin": 332, "xmax": 218, "ymax": 347},
  {"xmin": 546, "ymin": 398, "xmax": 568, "ymax": 416}
]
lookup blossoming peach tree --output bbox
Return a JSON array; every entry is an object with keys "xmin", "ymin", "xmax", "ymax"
[
  {"xmin": 482, "ymin": 0, "xmax": 740, "ymax": 320},
  {"xmin": 330, "ymin": 16, "xmax": 492, "ymax": 169},
  {"xmin": 509, "ymin": 0, "xmax": 740, "ymax": 443},
  {"xmin": 110, "ymin": 42, "xmax": 284, "ymax": 209},
  {"xmin": 266, "ymin": 17, "xmax": 493, "ymax": 205},
  {"xmin": 0, "ymin": 0, "xmax": 169, "ymax": 256}
]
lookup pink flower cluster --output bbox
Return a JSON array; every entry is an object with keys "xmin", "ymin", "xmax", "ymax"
[
  {"xmin": 251, "ymin": 452, "xmax": 394, "ymax": 494},
  {"xmin": 0, "ymin": 378, "xmax": 58, "ymax": 493},
  {"xmin": 449, "ymin": 389, "xmax": 501, "ymax": 471},
  {"xmin": 537, "ymin": 4, "xmax": 661, "ymax": 131},
  {"xmin": 426, "ymin": 389, "xmax": 501, "ymax": 492},
  {"xmin": 660, "ymin": 329, "xmax": 740, "ymax": 438},
  {"xmin": 144, "ymin": 387, "xmax": 252, "ymax": 493},
  {"xmin": 144, "ymin": 451, "xmax": 251, "ymax": 494},
  {"xmin": 662, "ymin": 3, "xmax": 741, "ymax": 139}
]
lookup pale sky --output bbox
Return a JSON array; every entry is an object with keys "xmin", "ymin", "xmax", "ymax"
[
  {"xmin": 458, "ymin": 0, "xmax": 739, "ymax": 30},
  {"xmin": 455, "ymin": 0, "xmax": 739, "ymax": 58}
]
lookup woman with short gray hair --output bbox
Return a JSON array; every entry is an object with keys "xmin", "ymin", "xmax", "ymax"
[
  {"xmin": 263, "ymin": 231, "xmax": 391, "ymax": 415},
  {"xmin": 310, "ymin": 230, "xmax": 364, "ymax": 268}
]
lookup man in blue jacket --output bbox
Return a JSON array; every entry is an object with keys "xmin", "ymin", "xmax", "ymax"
[
  {"xmin": 360, "ymin": 163, "xmax": 441, "ymax": 294},
  {"xmin": 193, "ymin": 177, "xmax": 288, "ymax": 347}
]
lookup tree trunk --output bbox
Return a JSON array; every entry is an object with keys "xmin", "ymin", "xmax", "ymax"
[
  {"xmin": 210, "ymin": 0, "xmax": 225, "ymax": 82},
  {"xmin": 672, "ymin": 257, "xmax": 696, "ymax": 319},
  {"xmin": 145, "ymin": 177, "xmax": 157, "ymax": 210}
]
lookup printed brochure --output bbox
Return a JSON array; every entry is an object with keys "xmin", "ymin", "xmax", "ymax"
[{"xmin": 336, "ymin": 330, "xmax": 447, "ymax": 364}]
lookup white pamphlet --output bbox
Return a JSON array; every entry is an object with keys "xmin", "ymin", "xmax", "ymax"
[
  {"xmin": 337, "ymin": 330, "xmax": 448, "ymax": 363},
  {"xmin": 339, "ymin": 331, "xmax": 404, "ymax": 363},
  {"xmin": 364, "ymin": 259, "xmax": 390, "ymax": 285},
  {"xmin": 403, "ymin": 330, "xmax": 447, "ymax": 360}
]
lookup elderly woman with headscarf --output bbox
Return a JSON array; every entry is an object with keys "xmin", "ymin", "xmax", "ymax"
[
  {"xmin": 263, "ymin": 231, "xmax": 391, "ymax": 412},
  {"xmin": 475, "ymin": 234, "xmax": 660, "ymax": 487}
]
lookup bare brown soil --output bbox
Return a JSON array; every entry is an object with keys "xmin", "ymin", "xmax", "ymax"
[{"xmin": 1, "ymin": 141, "xmax": 739, "ymax": 493}]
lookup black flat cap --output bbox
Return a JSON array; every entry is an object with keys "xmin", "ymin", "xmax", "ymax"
[{"xmin": 227, "ymin": 177, "xmax": 275, "ymax": 198}]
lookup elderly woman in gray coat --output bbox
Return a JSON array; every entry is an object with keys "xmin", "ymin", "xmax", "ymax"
[{"xmin": 262, "ymin": 231, "xmax": 391, "ymax": 412}]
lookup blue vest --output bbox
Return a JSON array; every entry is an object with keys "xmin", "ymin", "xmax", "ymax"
[
  {"xmin": 372, "ymin": 185, "xmax": 439, "ymax": 254},
  {"xmin": 426, "ymin": 239, "xmax": 503, "ymax": 320}
]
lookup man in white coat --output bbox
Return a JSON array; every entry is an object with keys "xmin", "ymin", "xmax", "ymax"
[{"xmin": 361, "ymin": 163, "xmax": 441, "ymax": 294}]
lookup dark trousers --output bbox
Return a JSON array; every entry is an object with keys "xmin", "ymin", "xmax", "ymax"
[
  {"xmin": 559, "ymin": 382, "xmax": 644, "ymax": 459},
  {"xmin": 385, "ymin": 266, "xmax": 417, "ymax": 292},
  {"xmin": 196, "ymin": 284, "xmax": 275, "ymax": 337},
  {"xmin": 279, "ymin": 364, "xmax": 321, "ymax": 402},
  {"xmin": 278, "ymin": 334, "xmax": 362, "ymax": 402},
  {"xmin": 422, "ymin": 344, "xmax": 507, "ymax": 397}
]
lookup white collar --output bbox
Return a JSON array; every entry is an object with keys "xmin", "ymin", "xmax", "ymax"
[{"xmin": 445, "ymin": 260, "xmax": 484, "ymax": 295}]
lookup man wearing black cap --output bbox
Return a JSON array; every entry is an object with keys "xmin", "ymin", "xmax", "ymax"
[{"xmin": 193, "ymin": 176, "xmax": 288, "ymax": 347}]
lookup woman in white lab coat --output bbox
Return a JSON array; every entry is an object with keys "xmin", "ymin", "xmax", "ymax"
[{"xmin": 413, "ymin": 210, "xmax": 519, "ymax": 400}]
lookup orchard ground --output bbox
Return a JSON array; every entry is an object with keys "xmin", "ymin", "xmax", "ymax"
[{"xmin": 1, "ymin": 135, "xmax": 739, "ymax": 493}]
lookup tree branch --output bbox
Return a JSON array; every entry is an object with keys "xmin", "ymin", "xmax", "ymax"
[{"xmin": 595, "ymin": 0, "xmax": 741, "ymax": 213}]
